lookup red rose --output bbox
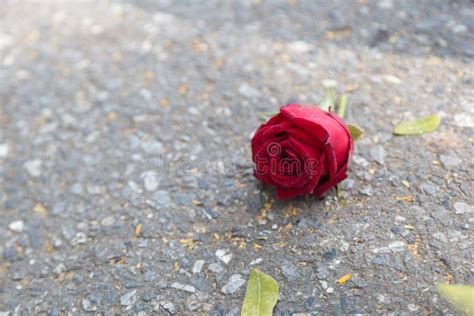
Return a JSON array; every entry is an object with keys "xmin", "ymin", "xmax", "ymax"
[{"xmin": 251, "ymin": 103, "xmax": 354, "ymax": 199}]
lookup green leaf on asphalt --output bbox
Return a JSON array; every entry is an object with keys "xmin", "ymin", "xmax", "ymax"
[
  {"xmin": 348, "ymin": 124, "xmax": 363, "ymax": 141},
  {"xmin": 319, "ymin": 88, "xmax": 336, "ymax": 111},
  {"xmin": 393, "ymin": 114, "xmax": 441, "ymax": 135},
  {"xmin": 436, "ymin": 283, "xmax": 474, "ymax": 315},
  {"xmin": 241, "ymin": 269, "xmax": 279, "ymax": 316},
  {"xmin": 336, "ymin": 94, "xmax": 348, "ymax": 118}
]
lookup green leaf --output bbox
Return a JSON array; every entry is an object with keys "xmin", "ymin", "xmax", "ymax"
[
  {"xmin": 336, "ymin": 94, "xmax": 348, "ymax": 118},
  {"xmin": 319, "ymin": 88, "xmax": 336, "ymax": 111},
  {"xmin": 393, "ymin": 114, "xmax": 441, "ymax": 135},
  {"xmin": 241, "ymin": 269, "xmax": 279, "ymax": 316},
  {"xmin": 348, "ymin": 124, "xmax": 363, "ymax": 141},
  {"xmin": 436, "ymin": 283, "xmax": 474, "ymax": 315},
  {"xmin": 335, "ymin": 184, "xmax": 341, "ymax": 199}
]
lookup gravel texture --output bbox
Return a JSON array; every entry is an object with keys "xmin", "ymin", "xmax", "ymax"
[{"xmin": 1, "ymin": 0, "xmax": 473, "ymax": 314}]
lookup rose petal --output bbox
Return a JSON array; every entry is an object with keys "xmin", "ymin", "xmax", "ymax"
[
  {"xmin": 251, "ymin": 125, "xmax": 271, "ymax": 153},
  {"xmin": 253, "ymin": 144, "xmax": 277, "ymax": 185},
  {"xmin": 318, "ymin": 112, "xmax": 351, "ymax": 167},
  {"xmin": 281, "ymin": 104, "xmax": 329, "ymax": 141},
  {"xmin": 270, "ymin": 155, "xmax": 308, "ymax": 188},
  {"xmin": 288, "ymin": 136, "xmax": 321, "ymax": 160},
  {"xmin": 251, "ymin": 113, "xmax": 285, "ymax": 149},
  {"xmin": 283, "ymin": 104, "xmax": 351, "ymax": 168},
  {"xmin": 275, "ymin": 145, "xmax": 325, "ymax": 199},
  {"xmin": 271, "ymin": 172, "xmax": 308, "ymax": 188},
  {"xmin": 290, "ymin": 136, "xmax": 325, "ymax": 185},
  {"xmin": 302, "ymin": 153, "xmax": 325, "ymax": 191},
  {"xmin": 284, "ymin": 147, "xmax": 299, "ymax": 159},
  {"xmin": 328, "ymin": 111, "xmax": 355, "ymax": 168},
  {"xmin": 252, "ymin": 141, "xmax": 267, "ymax": 163},
  {"xmin": 267, "ymin": 142, "xmax": 309, "ymax": 188},
  {"xmin": 265, "ymin": 112, "xmax": 286, "ymax": 126},
  {"xmin": 324, "ymin": 143, "xmax": 337, "ymax": 177},
  {"xmin": 260, "ymin": 123, "xmax": 291, "ymax": 143},
  {"xmin": 328, "ymin": 111, "xmax": 352, "ymax": 137},
  {"xmin": 276, "ymin": 186, "xmax": 305, "ymax": 199},
  {"xmin": 286, "ymin": 126, "xmax": 323, "ymax": 148},
  {"xmin": 276, "ymin": 158, "xmax": 324, "ymax": 199},
  {"xmin": 313, "ymin": 165, "xmax": 348, "ymax": 197}
]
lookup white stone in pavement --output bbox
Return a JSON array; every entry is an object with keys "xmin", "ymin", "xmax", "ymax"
[
  {"xmin": 221, "ymin": 274, "xmax": 245, "ymax": 294},
  {"xmin": 8, "ymin": 220, "xmax": 24, "ymax": 233},
  {"xmin": 24, "ymin": 159, "xmax": 42, "ymax": 177}
]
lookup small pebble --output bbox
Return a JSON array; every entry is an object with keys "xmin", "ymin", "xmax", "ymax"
[
  {"xmin": 82, "ymin": 299, "xmax": 96, "ymax": 312},
  {"xmin": 353, "ymin": 155, "xmax": 370, "ymax": 168},
  {"xmin": 454, "ymin": 113, "xmax": 474, "ymax": 128},
  {"xmin": 388, "ymin": 241, "xmax": 406, "ymax": 252},
  {"xmin": 340, "ymin": 179, "xmax": 355, "ymax": 190},
  {"xmin": 360, "ymin": 186, "xmax": 373, "ymax": 196},
  {"xmin": 24, "ymin": 159, "xmax": 42, "ymax": 177},
  {"xmin": 453, "ymin": 202, "xmax": 472, "ymax": 215},
  {"xmin": 377, "ymin": 0, "xmax": 393, "ymax": 9},
  {"xmin": 391, "ymin": 226, "xmax": 402, "ymax": 234},
  {"xmin": 208, "ymin": 263, "xmax": 224, "ymax": 274},
  {"xmin": 141, "ymin": 139, "xmax": 163, "ymax": 154},
  {"xmin": 0, "ymin": 143, "xmax": 9, "ymax": 158},
  {"xmin": 70, "ymin": 183, "xmax": 83, "ymax": 195},
  {"xmin": 170, "ymin": 282, "xmax": 195, "ymax": 293},
  {"xmin": 320, "ymin": 280, "xmax": 328, "ymax": 289},
  {"xmin": 420, "ymin": 181, "xmax": 437, "ymax": 196},
  {"xmin": 288, "ymin": 41, "xmax": 313, "ymax": 54},
  {"xmin": 323, "ymin": 249, "xmax": 337, "ymax": 261},
  {"xmin": 162, "ymin": 302, "xmax": 176, "ymax": 314},
  {"xmin": 143, "ymin": 171, "xmax": 159, "ymax": 191},
  {"xmin": 238, "ymin": 83, "xmax": 260, "ymax": 98},
  {"xmin": 440, "ymin": 154, "xmax": 462, "ymax": 168},
  {"xmin": 407, "ymin": 303, "xmax": 419, "ymax": 312},
  {"xmin": 120, "ymin": 289, "xmax": 137, "ymax": 306},
  {"xmin": 370, "ymin": 145, "xmax": 387, "ymax": 164},
  {"xmin": 8, "ymin": 220, "xmax": 24, "ymax": 233},
  {"xmin": 221, "ymin": 274, "xmax": 245, "ymax": 294},
  {"xmin": 192, "ymin": 259, "xmax": 205, "ymax": 274},
  {"xmin": 460, "ymin": 223, "xmax": 470, "ymax": 230},
  {"xmin": 186, "ymin": 292, "xmax": 208, "ymax": 311},
  {"xmin": 316, "ymin": 266, "xmax": 329, "ymax": 279},
  {"xmin": 71, "ymin": 232, "xmax": 87, "ymax": 245},
  {"xmin": 100, "ymin": 216, "xmax": 115, "ymax": 227},
  {"xmin": 86, "ymin": 184, "xmax": 102, "ymax": 195},
  {"xmin": 215, "ymin": 249, "xmax": 232, "ymax": 264},
  {"xmin": 249, "ymin": 258, "xmax": 263, "ymax": 265}
]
